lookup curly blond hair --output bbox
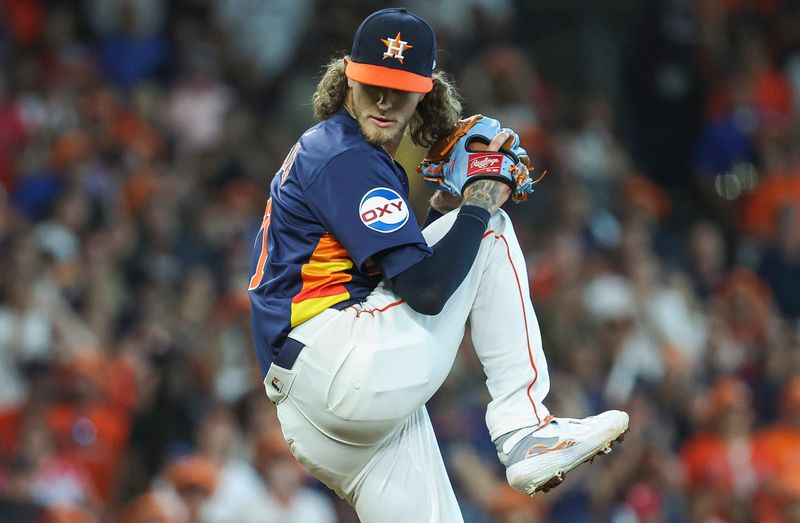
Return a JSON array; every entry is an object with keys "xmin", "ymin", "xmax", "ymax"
[{"xmin": 312, "ymin": 56, "xmax": 462, "ymax": 148}]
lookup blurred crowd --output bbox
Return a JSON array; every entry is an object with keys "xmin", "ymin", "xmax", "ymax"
[{"xmin": 0, "ymin": 0, "xmax": 799, "ymax": 522}]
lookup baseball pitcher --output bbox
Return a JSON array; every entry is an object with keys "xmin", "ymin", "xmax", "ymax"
[{"xmin": 248, "ymin": 8, "xmax": 629, "ymax": 522}]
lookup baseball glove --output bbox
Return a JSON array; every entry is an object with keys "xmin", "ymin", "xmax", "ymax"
[{"xmin": 417, "ymin": 115, "xmax": 544, "ymax": 203}]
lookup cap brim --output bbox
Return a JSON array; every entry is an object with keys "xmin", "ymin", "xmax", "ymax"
[{"xmin": 346, "ymin": 60, "xmax": 433, "ymax": 93}]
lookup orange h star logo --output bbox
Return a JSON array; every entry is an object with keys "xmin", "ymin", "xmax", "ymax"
[{"xmin": 382, "ymin": 32, "xmax": 413, "ymax": 63}]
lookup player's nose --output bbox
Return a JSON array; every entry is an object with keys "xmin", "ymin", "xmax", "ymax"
[{"xmin": 376, "ymin": 91, "xmax": 393, "ymax": 110}]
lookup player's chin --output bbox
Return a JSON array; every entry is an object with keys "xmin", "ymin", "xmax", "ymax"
[{"xmin": 363, "ymin": 126, "xmax": 401, "ymax": 147}]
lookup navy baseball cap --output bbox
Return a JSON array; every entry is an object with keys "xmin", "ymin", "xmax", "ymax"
[{"xmin": 345, "ymin": 8, "xmax": 436, "ymax": 93}]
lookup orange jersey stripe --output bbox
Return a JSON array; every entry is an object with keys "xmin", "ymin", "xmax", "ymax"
[
  {"xmin": 290, "ymin": 234, "xmax": 354, "ymax": 325},
  {"xmin": 291, "ymin": 292, "xmax": 351, "ymax": 327}
]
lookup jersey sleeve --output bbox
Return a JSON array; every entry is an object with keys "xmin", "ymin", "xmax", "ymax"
[{"xmin": 304, "ymin": 148, "xmax": 431, "ymax": 276}]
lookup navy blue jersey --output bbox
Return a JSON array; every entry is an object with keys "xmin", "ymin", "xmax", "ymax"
[{"xmin": 248, "ymin": 109, "xmax": 431, "ymax": 373}]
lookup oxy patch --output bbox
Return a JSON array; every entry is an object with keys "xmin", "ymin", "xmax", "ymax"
[{"xmin": 359, "ymin": 187, "xmax": 409, "ymax": 233}]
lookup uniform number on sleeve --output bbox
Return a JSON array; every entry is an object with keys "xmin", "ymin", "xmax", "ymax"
[{"xmin": 248, "ymin": 198, "xmax": 272, "ymax": 290}]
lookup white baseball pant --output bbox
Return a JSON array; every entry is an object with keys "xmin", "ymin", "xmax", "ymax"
[{"xmin": 264, "ymin": 208, "xmax": 551, "ymax": 522}]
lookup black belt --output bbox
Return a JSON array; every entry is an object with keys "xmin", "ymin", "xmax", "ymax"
[{"xmin": 274, "ymin": 337, "xmax": 305, "ymax": 370}]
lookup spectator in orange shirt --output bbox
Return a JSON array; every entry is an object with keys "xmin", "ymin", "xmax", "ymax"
[
  {"xmin": 754, "ymin": 375, "xmax": 800, "ymax": 522},
  {"xmin": 680, "ymin": 377, "xmax": 759, "ymax": 522},
  {"xmin": 771, "ymin": 469, "xmax": 800, "ymax": 523},
  {"xmin": 46, "ymin": 351, "xmax": 133, "ymax": 505}
]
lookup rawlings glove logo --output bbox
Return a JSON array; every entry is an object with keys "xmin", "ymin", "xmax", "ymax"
[
  {"xmin": 467, "ymin": 153, "xmax": 504, "ymax": 176},
  {"xmin": 359, "ymin": 187, "xmax": 410, "ymax": 233}
]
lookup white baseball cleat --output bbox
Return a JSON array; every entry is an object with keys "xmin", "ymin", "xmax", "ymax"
[{"xmin": 495, "ymin": 410, "xmax": 629, "ymax": 495}]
